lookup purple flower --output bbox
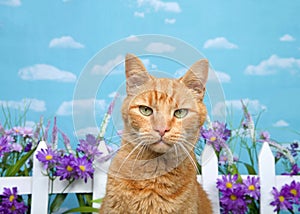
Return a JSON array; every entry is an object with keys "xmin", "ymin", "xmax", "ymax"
[
  {"xmin": 77, "ymin": 134, "xmax": 102, "ymax": 160},
  {"xmin": 56, "ymin": 154, "xmax": 77, "ymax": 181},
  {"xmin": 282, "ymin": 181, "xmax": 300, "ymax": 204},
  {"xmin": 9, "ymin": 126, "xmax": 33, "ymax": 138},
  {"xmin": 73, "ymin": 156, "xmax": 94, "ymax": 182},
  {"xmin": 24, "ymin": 142, "xmax": 32, "ymax": 152},
  {"xmin": 0, "ymin": 136, "xmax": 10, "ymax": 157},
  {"xmin": 243, "ymin": 176, "xmax": 260, "ymax": 200},
  {"xmin": 20, "ymin": 127, "xmax": 33, "ymax": 138},
  {"xmin": 270, "ymin": 186, "xmax": 293, "ymax": 212},
  {"xmin": 220, "ymin": 186, "xmax": 249, "ymax": 214},
  {"xmin": 289, "ymin": 141, "xmax": 299, "ymax": 157},
  {"xmin": 219, "ymin": 155, "xmax": 239, "ymax": 165},
  {"xmin": 0, "ymin": 187, "xmax": 28, "ymax": 214},
  {"xmin": 10, "ymin": 143, "xmax": 22, "ymax": 153},
  {"xmin": 259, "ymin": 131, "xmax": 270, "ymax": 141},
  {"xmin": 282, "ymin": 164, "xmax": 300, "ymax": 176},
  {"xmin": 36, "ymin": 147, "xmax": 58, "ymax": 169},
  {"xmin": 201, "ymin": 121, "xmax": 231, "ymax": 152},
  {"xmin": 217, "ymin": 174, "xmax": 238, "ymax": 191}
]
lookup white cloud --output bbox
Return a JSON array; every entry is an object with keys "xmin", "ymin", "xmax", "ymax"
[
  {"xmin": 0, "ymin": 98, "xmax": 46, "ymax": 112},
  {"xmin": 273, "ymin": 120, "xmax": 289, "ymax": 127},
  {"xmin": 0, "ymin": 0, "xmax": 21, "ymax": 6},
  {"xmin": 279, "ymin": 34, "xmax": 295, "ymax": 42},
  {"xmin": 203, "ymin": 37, "xmax": 238, "ymax": 49},
  {"xmin": 56, "ymin": 99, "xmax": 106, "ymax": 116},
  {"xmin": 25, "ymin": 121, "xmax": 37, "ymax": 128},
  {"xmin": 244, "ymin": 55, "xmax": 300, "ymax": 75},
  {"xmin": 174, "ymin": 68, "xmax": 186, "ymax": 78},
  {"xmin": 175, "ymin": 68, "xmax": 231, "ymax": 83},
  {"xmin": 215, "ymin": 71, "xmax": 231, "ymax": 83},
  {"xmin": 126, "ymin": 35, "xmax": 140, "ymax": 42},
  {"xmin": 49, "ymin": 36, "xmax": 84, "ymax": 49},
  {"xmin": 164, "ymin": 18, "xmax": 176, "ymax": 24},
  {"xmin": 75, "ymin": 126, "xmax": 100, "ymax": 137},
  {"xmin": 137, "ymin": 0, "xmax": 181, "ymax": 13},
  {"xmin": 91, "ymin": 55, "xmax": 124, "ymax": 75},
  {"xmin": 18, "ymin": 64, "xmax": 76, "ymax": 82},
  {"xmin": 212, "ymin": 99, "xmax": 266, "ymax": 117},
  {"xmin": 145, "ymin": 42, "xmax": 176, "ymax": 53},
  {"xmin": 109, "ymin": 91, "xmax": 118, "ymax": 98},
  {"xmin": 134, "ymin": 11, "xmax": 145, "ymax": 18}
]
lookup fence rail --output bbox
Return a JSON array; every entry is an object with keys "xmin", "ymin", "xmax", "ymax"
[{"xmin": 0, "ymin": 141, "xmax": 299, "ymax": 213}]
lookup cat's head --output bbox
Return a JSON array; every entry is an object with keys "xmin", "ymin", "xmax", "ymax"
[{"xmin": 121, "ymin": 53, "xmax": 208, "ymax": 154}]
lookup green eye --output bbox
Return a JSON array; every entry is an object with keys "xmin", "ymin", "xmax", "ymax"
[
  {"xmin": 174, "ymin": 109, "xmax": 188, "ymax": 118},
  {"xmin": 139, "ymin": 105, "xmax": 153, "ymax": 116}
]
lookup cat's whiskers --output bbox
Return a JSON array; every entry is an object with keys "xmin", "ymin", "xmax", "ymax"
[
  {"xmin": 177, "ymin": 142, "xmax": 200, "ymax": 175},
  {"xmin": 116, "ymin": 134, "xmax": 153, "ymax": 176},
  {"xmin": 130, "ymin": 143, "xmax": 147, "ymax": 177},
  {"xmin": 116, "ymin": 141, "xmax": 144, "ymax": 175},
  {"xmin": 174, "ymin": 144, "xmax": 179, "ymax": 169}
]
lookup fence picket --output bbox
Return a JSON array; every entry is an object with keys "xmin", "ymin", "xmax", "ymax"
[
  {"xmin": 31, "ymin": 141, "xmax": 49, "ymax": 214},
  {"xmin": 259, "ymin": 142, "xmax": 276, "ymax": 214},
  {"xmin": 93, "ymin": 140, "xmax": 110, "ymax": 209},
  {"xmin": 0, "ymin": 140, "xmax": 299, "ymax": 213},
  {"xmin": 201, "ymin": 144, "xmax": 220, "ymax": 214}
]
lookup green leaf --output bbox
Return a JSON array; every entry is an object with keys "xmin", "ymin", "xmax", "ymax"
[
  {"xmin": 241, "ymin": 162, "xmax": 257, "ymax": 175},
  {"xmin": 76, "ymin": 193, "xmax": 86, "ymax": 207},
  {"xmin": 62, "ymin": 206, "xmax": 99, "ymax": 214},
  {"xmin": 5, "ymin": 147, "xmax": 37, "ymax": 176},
  {"xmin": 90, "ymin": 198, "xmax": 103, "ymax": 204},
  {"xmin": 50, "ymin": 194, "xmax": 68, "ymax": 213}
]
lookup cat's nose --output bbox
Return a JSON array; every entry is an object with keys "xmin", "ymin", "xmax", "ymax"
[{"xmin": 155, "ymin": 127, "xmax": 170, "ymax": 136}]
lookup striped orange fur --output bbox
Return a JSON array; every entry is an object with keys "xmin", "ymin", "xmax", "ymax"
[{"xmin": 99, "ymin": 54, "xmax": 212, "ymax": 214}]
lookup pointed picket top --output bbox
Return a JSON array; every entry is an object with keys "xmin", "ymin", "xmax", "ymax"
[
  {"xmin": 31, "ymin": 141, "xmax": 50, "ymax": 214},
  {"xmin": 93, "ymin": 140, "xmax": 110, "ymax": 209},
  {"xmin": 32, "ymin": 140, "xmax": 48, "ymax": 176},
  {"xmin": 201, "ymin": 144, "xmax": 220, "ymax": 214},
  {"xmin": 259, "ymin": 142, "xmax": 276, "ymax": 213}
]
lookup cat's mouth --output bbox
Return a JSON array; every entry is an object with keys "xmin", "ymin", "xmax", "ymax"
[{"xmin": 148, "ymin": 140, "xmax": 172, "ymax": 153}]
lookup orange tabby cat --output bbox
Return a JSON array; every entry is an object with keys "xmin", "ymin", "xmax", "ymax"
[{"xmin": 99, "ymin": 54, "xmax": 212, "ymax": 214}]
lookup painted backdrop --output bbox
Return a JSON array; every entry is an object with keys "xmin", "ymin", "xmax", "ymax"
[{"xmin": 1, "ymin": 0, "xmax": 300, "ymax": 146}]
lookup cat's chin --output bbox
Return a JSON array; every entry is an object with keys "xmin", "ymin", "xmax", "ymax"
[{"xmin": 148, "ymin": 140, "xmax": 172, "ymax": 154}]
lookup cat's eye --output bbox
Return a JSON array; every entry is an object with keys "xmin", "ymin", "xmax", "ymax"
[
  {"xmin": 174, "ymin": 109, "xmax": 188, "ymax": 119},
  {"xmin": 139, "ymin": 105, "xmax": 153, "ymax": 116}
]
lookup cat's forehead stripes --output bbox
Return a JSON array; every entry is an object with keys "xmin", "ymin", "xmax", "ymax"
[{"xmin": 132, "ymin": 78, "xmax": 195, "ymax": 110}]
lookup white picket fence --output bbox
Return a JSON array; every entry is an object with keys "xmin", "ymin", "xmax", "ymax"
[{"xmin": 0, "ymin": 141, "xmax": 300, "ymax": 213}]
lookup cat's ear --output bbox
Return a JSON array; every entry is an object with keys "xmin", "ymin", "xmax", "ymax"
[
  {"xmin": 125, "ymin": 53, "xmax": 152, "ymax": 95},
  {"xmin": 179, "ymin": 59, "xmax": 209, "ymax": 101}
]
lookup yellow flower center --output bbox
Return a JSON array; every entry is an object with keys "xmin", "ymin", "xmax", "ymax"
[
  {"xmin": 66, "ymin": 165, "xmax": 73, "ymax": 172},
  {"xmin": 79, "ymin": 165, "xmax": 86, "ymax": 172},
  {"xmin": 230, "ymin": 194, "xmax": 237, "ymax": 201},
  {"xmin": 9, "ymin": 195, "xmax": 15, "ymax": 202},
  {"xmin": 11, "ymin": 205, "xmax": 16, "ymax": 211},
  {"xmin": 45, "ymin": 155, "xmax": 53, "ymax": 160},
  {"xmin": 210, "ymin": 136, "xmax": 217, "ymax": 141},
  {"xmin": 226, "ymin": 182, "xmax": 233, "ymax": 189},
  {"xmin": 290, "ymin": 189, "xmax": 297, "ymax": 196},
  {"xmin": 279, "ymin": 196, "xmax": 285, "ymax": 202},
  {"xmin": 248, "ymin": 184, "xmax": 255, "ymax": 191}
]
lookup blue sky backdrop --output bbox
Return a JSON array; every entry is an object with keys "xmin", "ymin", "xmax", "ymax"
[{"xmin": 1, "ymin": 0, "xmax": 300, "ymax": 146}]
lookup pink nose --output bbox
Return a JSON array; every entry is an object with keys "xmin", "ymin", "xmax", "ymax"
[{"xmin": 155, "ymin": 127, "xmax": 170, "ymax": 136}]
